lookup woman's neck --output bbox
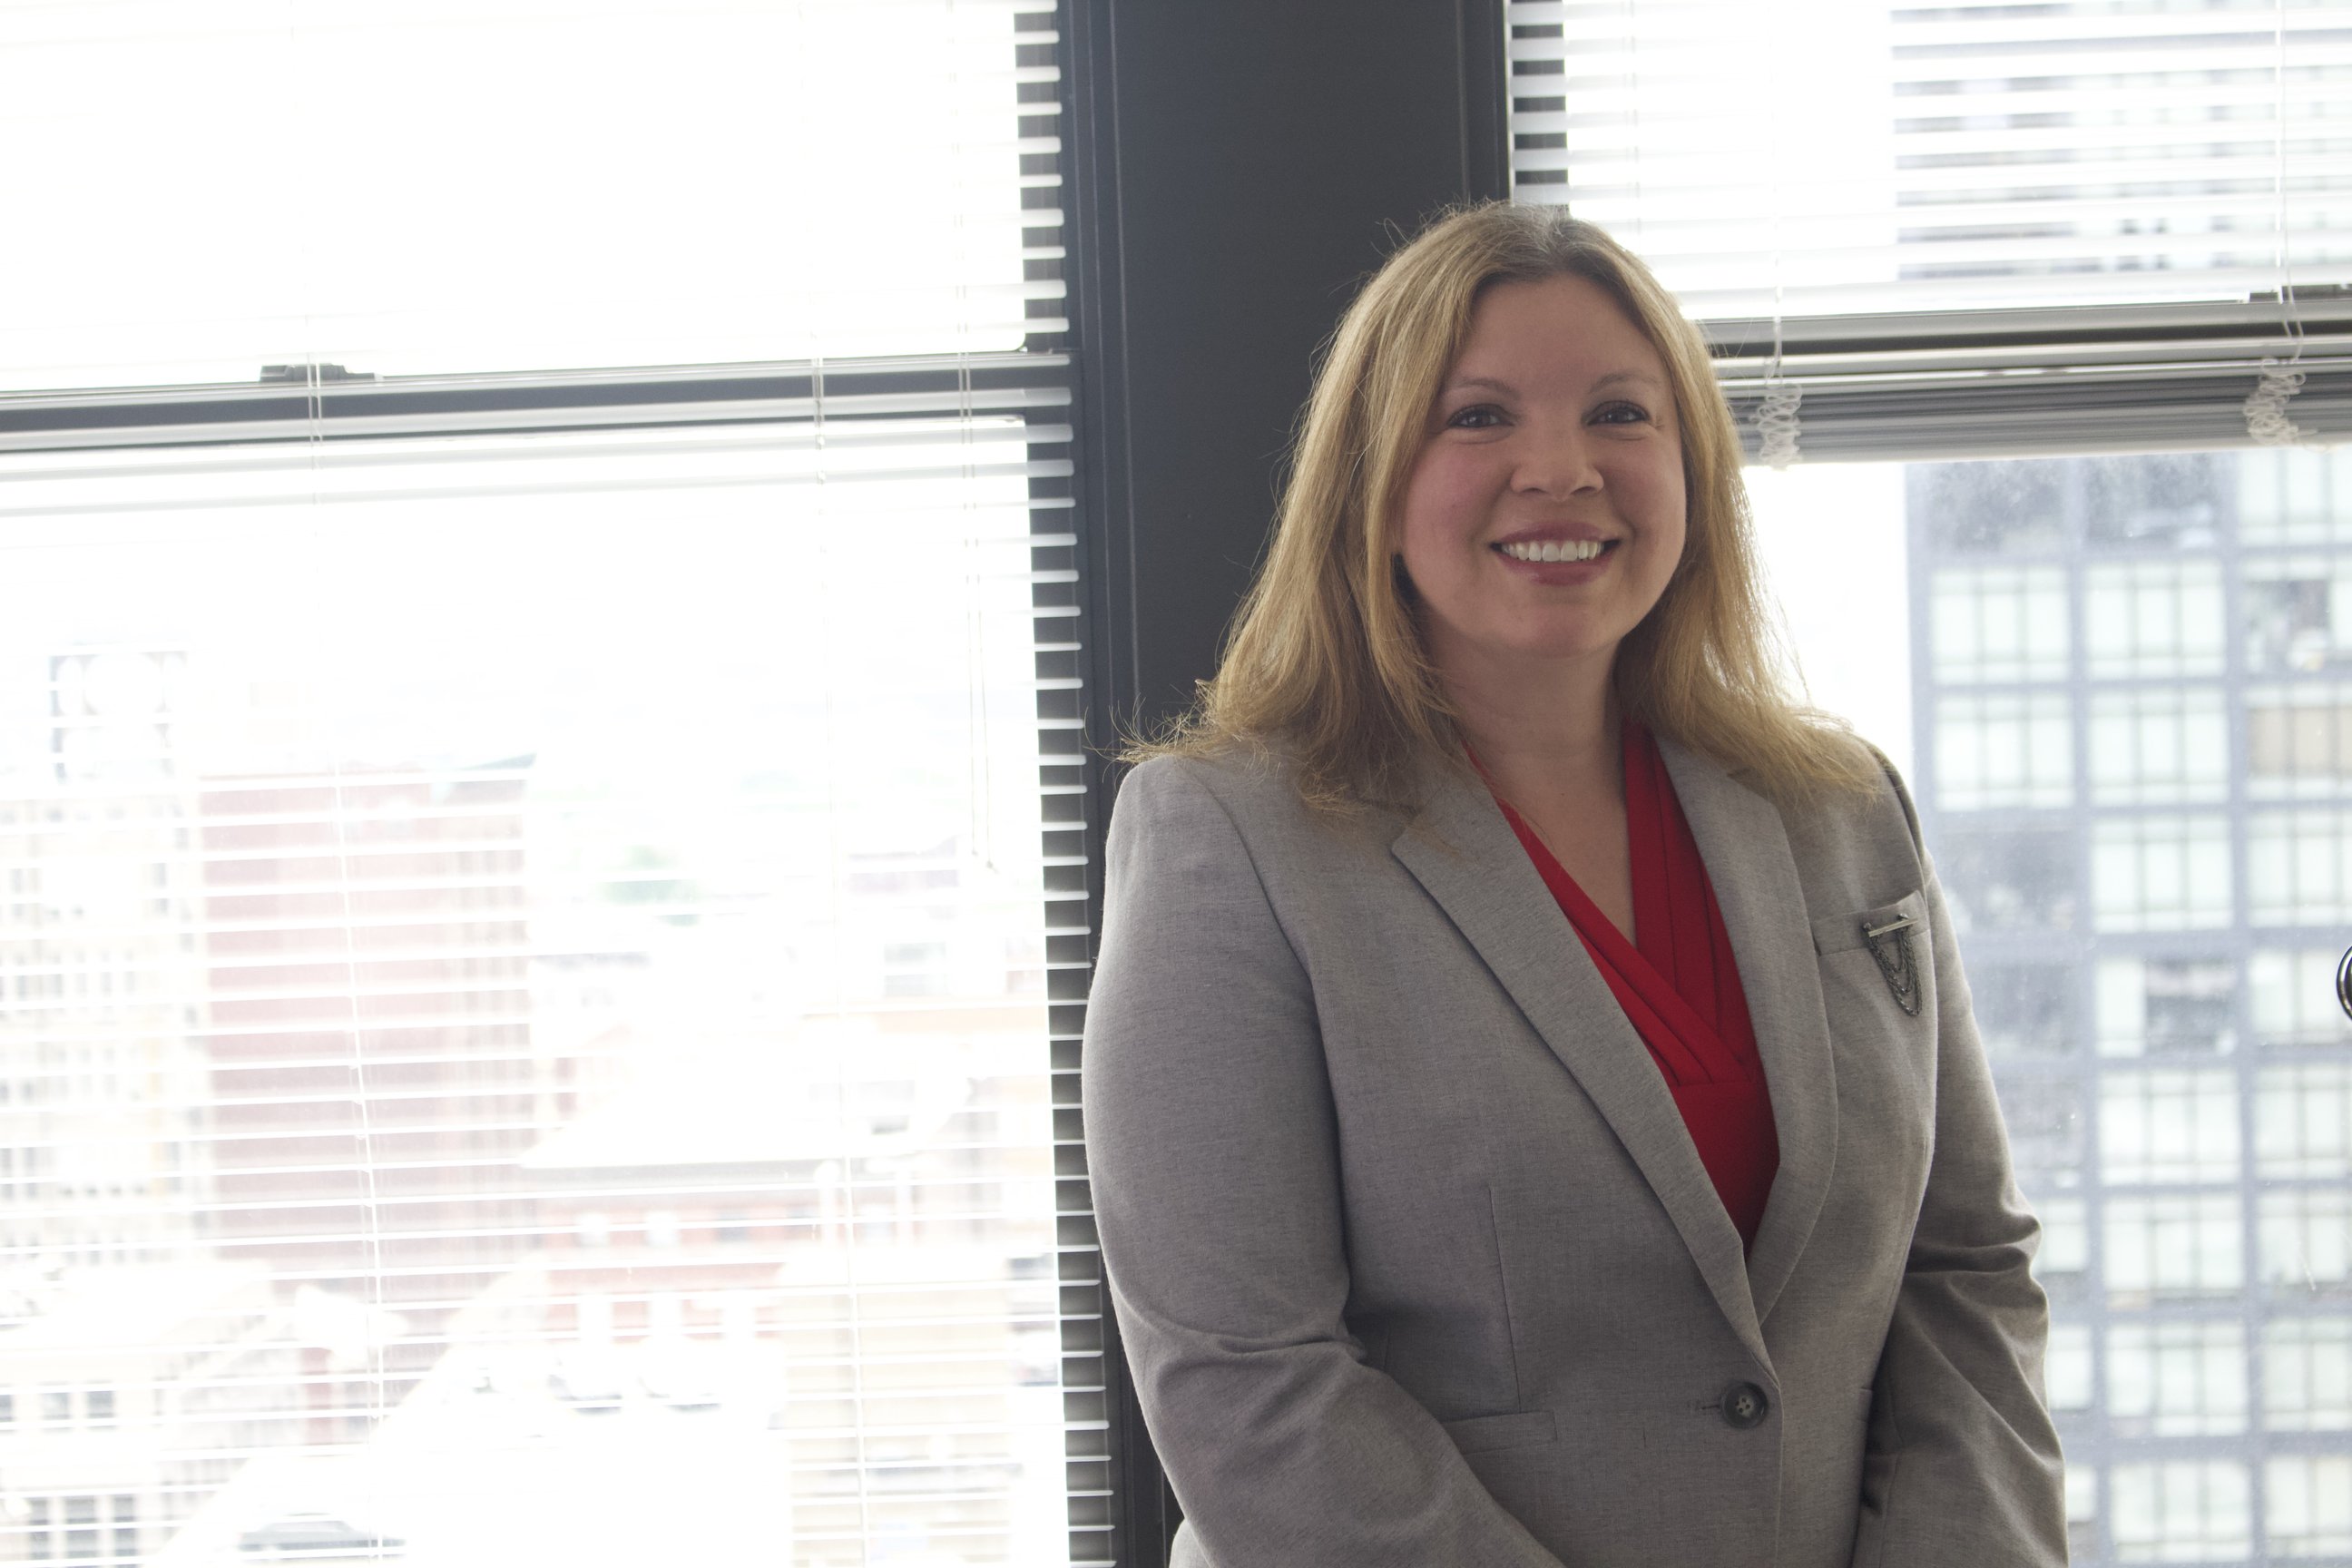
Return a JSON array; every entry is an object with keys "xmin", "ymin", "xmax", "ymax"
[{"xmin": 1448, "ymin": 656, "xmax": 1624, "ymax": 814}]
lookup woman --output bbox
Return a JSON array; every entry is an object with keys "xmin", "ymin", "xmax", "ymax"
[{"xmin": 1082, "ymin": 203, "xmax": 2066, "ymax": 1568}]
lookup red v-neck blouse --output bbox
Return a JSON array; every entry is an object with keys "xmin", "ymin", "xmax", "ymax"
[{"xmin": 1489, "ymin": 723, "xmax": 1780, "ymax": 1250}]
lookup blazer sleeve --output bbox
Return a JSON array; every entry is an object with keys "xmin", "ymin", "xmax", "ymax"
[
  {"xmin": 1083, "ymin": 760, "xmax": 1567, "ymax": 1568},
  {"xmin": 1849, "ymin": 773, "xmax": 2069, "ymax": 1567}
]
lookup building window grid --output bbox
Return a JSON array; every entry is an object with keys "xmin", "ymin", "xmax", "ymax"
[
  {"xmin": 2262, "ymin": 1316, "xmax": 2352, "ymax": 1432},
  {"xmin": 2245, "ymin": 681, "xmax": 2352, "ymax": 798},
  {"xmin": 1915, "ymin": 454, "xmax": 2352, "ymax": 1564}
]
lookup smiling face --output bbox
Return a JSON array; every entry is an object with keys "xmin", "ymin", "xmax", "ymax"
[{"xmin": 1396, "ymin": 272, "xmax": 1688, "ymax": 704}]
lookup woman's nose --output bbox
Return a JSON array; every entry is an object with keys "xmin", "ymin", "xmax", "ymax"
[{"xmin": 1512, "ymin": 425, "xmax": 1602, "ymax": 496}]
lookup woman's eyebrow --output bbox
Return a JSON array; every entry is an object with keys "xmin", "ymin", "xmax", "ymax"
[{"xmin": 1442, "ymin": 369, "xmax": 1666, "ymax": 396}]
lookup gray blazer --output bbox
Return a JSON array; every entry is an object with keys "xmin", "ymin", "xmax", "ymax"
[{"xmin": 1083, "ymin": 739, "xmax": 2067, "ymax": 1568}]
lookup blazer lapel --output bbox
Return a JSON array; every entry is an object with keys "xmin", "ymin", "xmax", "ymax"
[
  {"xmin": 1657, "ymin": 739, "xmax": 1839, "ymax": 1329},
  {"xmin": 1390, "ymin": 760, "xmax": 1768, "ymax": 1369}
]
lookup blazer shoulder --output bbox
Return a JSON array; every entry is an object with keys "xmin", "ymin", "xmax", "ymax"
[
  {"xmin": 1112, "ymin": 750, "xmax": 1396, "ymax": 876},
  {"xmin": 1771, "ymin": 732, "xmax": 1928, "ymax": 896},
  {"xmin": 1115, "ymin": 748, "xmax": 1318, "ymax": 835}
]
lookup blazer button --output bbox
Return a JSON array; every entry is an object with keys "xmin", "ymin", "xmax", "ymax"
[{"xmin": 1721, "ymin": 1381, "xmax": 1770, "ymax": 1430}]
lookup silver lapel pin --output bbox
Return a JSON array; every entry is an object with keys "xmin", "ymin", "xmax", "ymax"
[{"xmin": 1862, "ymin": 913, "xmax": 1923, "ymax": 1016}]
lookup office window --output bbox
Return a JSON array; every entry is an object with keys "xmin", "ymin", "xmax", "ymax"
[
  {"xmin": 1913, "ymin": 459, "xmax": 2065, "ymax": 557},
  {"xmin": 2000, "ymin": 1075, "xmax": 2090, "ymax": 1185},
  {"xmin": 2037, "ymin": 1195, "xmax": 2092, "ymax": 1281},
  {"xmin": 1971, "ymin": 963, "xmax": 2078, "ymax": 1059},
  {"xmin": 1509, "ymin": 3, "xmax": 2347, "ymax": 327},
  {"xmin": 2088, "ymin": 689, "xmax": 2228, "ymax": 807},
  {"xmin": 2096, "ymin": 956, "xmax": 2239, "ymax": 1058},
  {"xmin": 2249, "ymin": 810, "xmax": 2352, "ymax": 926},
  {"xmin": 2250, "ymin": 950, "xmax": 2352, "ymax": 1048},
  {"xmin": 0, "ymin": 3, "xmax": 1089, "ymax": 1565},
  {"xmin": 2100, "ymin": 1069, "xmax": 2239, "ymax": 1187},
  {"xmin": 2261, "ymin": 1187, "xmax": 2352, "ymax": 1293},
  {"xmin": 1754, "ymin": 446, "xmax": 2352, "ymax": 1562},
  {"xmin": 2248, "ymin": 683, "xmax": 2352, "ymax": 797},
  {"xmin": 2105, "ymin": 1195, "xmax": 2242, "ymax": 1303},
  {"xmin": 2264, "ymin": 1318, "xmax": 2352, "ymax": 1432},
  {"xmin": 2065, "ymin": 1468, "xmax": 2102, "ymax": 1561},
  {"xmin": 2110, "ymin": 1462, "xmax": 2252, "ymax": 1563},
  {"xmin": 1938, "ymin": 825, "xmax": 2079, "ymax": 934},
  {"xmin": 2267, "ymin": 1455, "xmax": 2352, "ymax": 1557},
  {"xmin": 1936, "ymin": 692, "xmax": 2073, "ymax": 808},
  {"xmin": 2244, "ymin": 560, "xmax": 2352, "ymax": 676},
  {"xmin": 2092, "ymin": 817, "xmax": 2234, "ymax": 933},
  {"xmin": 2257, "ymin": 1065, "xmax": 2352, "ymax": 1181},
  {"xmin": 2108, "ymin": 1320, "xmax": 2248, "ymax": 1438},
  {"xmin": 1932, "ymin": 566, "xmax": 2070, "ymax": 684},
  {"xmin": 2082, "ymin": 455, "xmax": 2232, "ymax": 554},
  {"xmin": 2085, "ymin": 561, "xmax": 2227, "ymax": 681},
  {"xmin": 2241, "ymin": 450, "xmax": 2352, "ymax": 548},
  {"xmin": 2049, "ymin": 1321, "xmax": 2096, "ymax": 1416}
]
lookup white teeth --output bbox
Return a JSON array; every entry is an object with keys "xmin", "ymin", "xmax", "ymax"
[{"xmin": 1500, "ymin": 539, "xmax": 1604, "ymax": 564}]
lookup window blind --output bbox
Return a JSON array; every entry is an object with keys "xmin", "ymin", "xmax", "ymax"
[
  {"xmin": 1507, "ymin": 0, "xmax": 2352, "ymax": 458},
  {"xmin": 0, "ymin": 5, "xmax": 1101, "ymax": 1567}
]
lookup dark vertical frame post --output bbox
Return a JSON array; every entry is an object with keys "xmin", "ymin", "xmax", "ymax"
[{"xmin": 1059, "ymin": 3, "xmax": 1508, "ymax": 1563}]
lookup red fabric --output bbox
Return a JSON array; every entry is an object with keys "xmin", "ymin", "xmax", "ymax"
[{"xmin": 1489, "ymin": 722, "xmax": 1780, "ymax": 1251}]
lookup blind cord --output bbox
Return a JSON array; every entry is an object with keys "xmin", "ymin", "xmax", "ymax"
[
  {"xmin": 2247, "ymin": 0, "xmax": 2308, "ymax": 448},
  {"xmin": 1753, "ymin": 8, "xmax": 1800, "ymax": 472}
]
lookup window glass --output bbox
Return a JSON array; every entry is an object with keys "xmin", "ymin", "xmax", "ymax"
[
  {"xmin": 2249, "ymin": 810, "xmax": 2352, "ymax": 926},
  {"xmin": 2263, "ymin": 1318, "xmax": 2352, "ymax": 1432},
  {"xmin": 2244, "ymin": 560, "xmax": 2352, "ymax": 675},
  {"xmin": 2095, "ymin": 956, "xmax": 2239, "ymax": 1059},
  {"xmin": 2086, "ymin": 689, "xmax": 2227, "ymax": 806},
  {"xmin": 2106, "ymin": 1195, "xmax": 2245, "ymax": 1302},
  {"xmin": 1973, "ymin": 963, "xmax": 2078, "ymax": 1059},
  {"xmin": 1932, "ymin": 565, "xmax": 2070, "ymax": 684},
  {"xmin": 2091, "ymin": 817, "xmax": 2232, "ymax": 933},
  {"xmin": 2107, "ymin": 1320, "xmax": 2248, "ymax": 1438},
  {"xmin": 2100, "ymin": 1069, "xmax": 2239, "ymax": 1186},
  {"xmin": 2246, "ymin": 683, "xmax": 2352, "ymax": 796},
  {"xmin": 2110, "ymin": 1462, "xmax": 2251, "ymax": 1563},
  {"xmin": 2261, "ymin": 1186, "xmax": 2352, "ymax": 1290},
  {"xmin": 2256, "ymin": 1064, "xmax": 2352, "ymax": 1180},
  {"xmin": 2083, "ymin": 562, "xmax": 2226, "ymax": 681},
  {"xmin": 1506, "ymin": 1, "xmax": 2348, "ymax": 320},
  {"xmin": 0, "ymin": 2, "xmax": 1048, "ymax": 389},
  {"xmin": 1936, "ymin": 693, "xmax": 2073, "ymax": 809},
  {"xmin": 2048, "ymin": 1321, "xmax": 2096, "ymax": 1415},
  {"xmin": 0, "ymin": 4, "xmax": 1083, "ymax": 1564},
  {"xmin": 2251, "ymin": 949, "xmax": 2352, "ymax": 1048},
  {"xmin": 1753, "ymin": 445, "xmax": 2352, "ymax": 1565},
  {"xmin": 2266, "ymin": 1455, "xmax": 2352, "ymax": 1557}
]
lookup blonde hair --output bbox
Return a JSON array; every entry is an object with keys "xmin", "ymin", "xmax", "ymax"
[{"xmin": 1136, "ymin": 201, "xmax": 1877, "ymax": 811}]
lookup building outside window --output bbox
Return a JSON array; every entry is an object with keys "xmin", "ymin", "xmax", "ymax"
[{"xmin": 1905, "ymin": 449, "xmax": 2352, "ymax": 1563}]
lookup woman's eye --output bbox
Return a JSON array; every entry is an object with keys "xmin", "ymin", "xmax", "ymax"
[
  {"xmin": 1446, "ymin": 406, "xmax": 1504, "ymax": 430},
  {"xmin": 1592, "ymin": 402, "xmax": 1651, "ymax": 426}
]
